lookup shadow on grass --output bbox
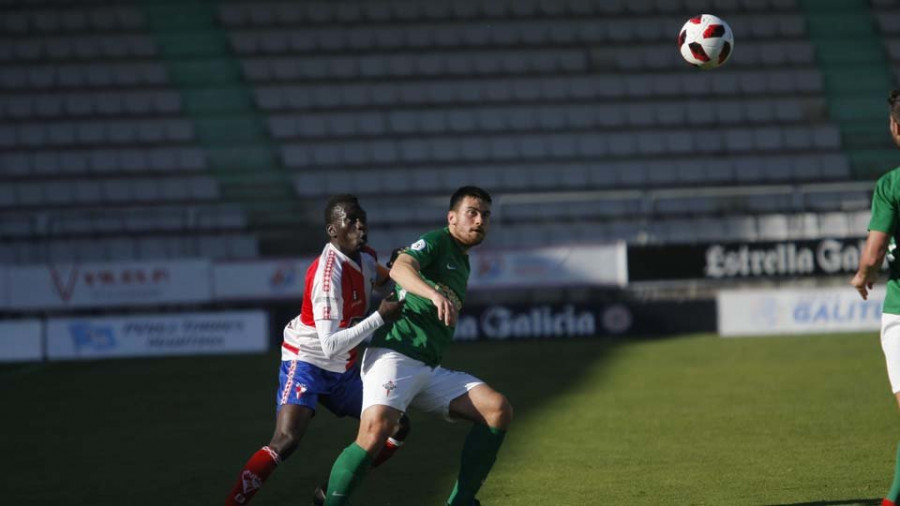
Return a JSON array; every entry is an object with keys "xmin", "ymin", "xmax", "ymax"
[
  {"xmin": 0, "ymin": 335, "xmax": 625, "ymax": 506},
  {"xmin": 370, "ymin": 335, "xmax": 625, "ymax": 505}
]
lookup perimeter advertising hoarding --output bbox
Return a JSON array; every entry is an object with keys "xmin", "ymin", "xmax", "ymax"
[
  {"xmin": 9, "ymin": 260, "xmax": 211, "ymax": 310},
  {"xmin": 629, "ymin": 238, "xmax": 866, "ymax": 281},
  {"xmin": 717, "ymin": 286, "xmax": 883, "ymax": 337},
  {"xmin": 0, "ymin": 320, "xmax": 43, "ymax": 362},
  {"xmin": 469, "ymin": 243, "xmax": 627, "ymax": 289},
  {"xmin": 212, "ymin": 259, "xmax": 310, "ymax": 301},
  {"xmin": 45, "ymin": 310, "xmax": 268, "ymax": 360},
  {"xmin": 453, "ymin": 299, "xmax": 715, "ymax": 341}
]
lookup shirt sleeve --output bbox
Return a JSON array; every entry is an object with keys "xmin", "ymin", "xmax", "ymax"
[
  {"xmin": 402, "ymin": 233, "xmax": 440, "ymax": 270},
  {"xmin": 315, "ymin": 311, "xmax": 385, "ymax": 359},
  {"xmin": 870, "ymin": 173, "xmax": 898, "ymax": 234},
  {"xmin": 311, "ymin": 255, "xmax": 343, "ymax": 322}
]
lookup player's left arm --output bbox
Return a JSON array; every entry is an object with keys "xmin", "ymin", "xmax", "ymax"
[
  {"xmin": 315, "ymin": 315, "xmax": 383, "ymax": 359},
  {"xmin": 851, "ymin": 230, "xmax": 890, "ymax": 300}
]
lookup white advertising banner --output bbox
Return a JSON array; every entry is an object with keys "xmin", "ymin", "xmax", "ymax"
[
  {"xmin": 0, "ymin": 320, "xmax": 43, "ymax": 362},
  {"xmin": 45, "ymin": 310, "xmax": 268, "ymax": 360},
  {"xmin": 213, "ymin": 259, "xmax": 310, "ymax": 301},
  {"xmin": 717, "ymin": 287, "xmax": 884, "ymax": 337},
  {"xmin": 469, "ymin": 243, "xmax": 627, "ymax": 289},
  {"xmin": 9, "ymin": 260, "xmax": 212, "ymax": 310}
]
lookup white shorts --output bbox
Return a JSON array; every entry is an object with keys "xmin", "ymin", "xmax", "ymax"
[
  {"xmin": 882, "ymin": 313, "xmax": 900, "ymax": 394},
  {"xmin": 361, "ymin": 346, "xmax": 484, "ymax": 422}
]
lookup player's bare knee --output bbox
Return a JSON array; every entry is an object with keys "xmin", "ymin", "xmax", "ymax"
[
  {"xmin": 485, "ymin": 393, "xmax": 513, "ymax": 429},
  {"xmin": 358, "ymin": 415, "xmax": 397, "ymax": 450},
  {"xmin": 269, "ymin": 428, "xmax": 301, "ymax": 458}
]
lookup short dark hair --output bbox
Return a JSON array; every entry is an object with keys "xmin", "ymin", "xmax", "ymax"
[
  {"xmin": 889, "ymin": 89, "xmax": 900, "ymax": 123},
  {"xmin": 324, "ymin": 194, "xmax": 360, "ymax": 225},
  {"xmin": 449, "ymin": 186, "xmax": 492, "ymax": 211}
]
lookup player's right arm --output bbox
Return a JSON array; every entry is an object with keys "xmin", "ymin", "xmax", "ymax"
[
  {"xmin": 852, "ymin": 173, "xmax": 898, "ymax": 300},
  {"xmin": 851, "ymin": 230, "xmax": 890, "ymax": 300},
  {"xmin": 390, "ymin": 253, "xmax": 456, "ymax": 326}
]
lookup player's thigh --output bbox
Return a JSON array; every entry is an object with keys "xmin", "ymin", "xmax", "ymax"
[
  {"xmin": 882, "ymin": 313, "xmax": 900, "ymax": 400},
  {"xmin": 410, "ymin": 366, "xmax": 484, "ymax": 422},
  {"xmin": 360, "ymin": 347, "xmax": 431, "ymax": 414},
  {"xmin": 447, "ymin": 383, "xmax": 512, "ymax": 429},
  {"xmin": 319, "ymin": 366, "xmax": 364, "ymax": 419}
]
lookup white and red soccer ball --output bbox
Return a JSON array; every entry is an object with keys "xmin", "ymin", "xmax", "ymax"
[{"xmin": 678, "ymin": 14, "xmax": 734, "ymax": 69}]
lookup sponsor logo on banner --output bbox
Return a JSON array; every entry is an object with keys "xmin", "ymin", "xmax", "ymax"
[
  {"xmin": 705, "ymin": 239, "xmax": 865, "ymax": 278},
  {"xmin": 628, "ymin": 238, "xmax": 870, "ymax": 281},
  {"xmin": 50, "ymin": 265, "xmax": 172, "ymax": 302},
  {"xmin": 46, "ymin": 311, "xmax": 268, "ymax": 360},
  {"xmin": 718, "ymin": 287, "xmax": 884, "ymax": 337},
  {"xmin": 452, "ymin": 300, "xmax": 714, "ymax": 340},
  {"xmin": 269, "ymin": 263, "xmax": 298, "ymax": 290},
  {"xmin": 10, "ymin": 260, "xmax": 211, "ymax": 310},
  {"xmin": 602, "ymin": 304, "xmax": 634, "ymax": 334},
  {"xmin": 212, "ymin": 259, "xmax": 307, "ymax": 301},
  {"xmin": 454, "ymin": 304, "xmax": 619, "ymax": 340},
  {"xmin": 475, "ymin": 254, "xmax": 503, "ymax": 281},
  {"xmin": 69, "ymin": 323, "xmax": 117, "ymax": 351},
  {"xmin": 50, "ymin": 266, "xmax": 79, "ymax": 301}
]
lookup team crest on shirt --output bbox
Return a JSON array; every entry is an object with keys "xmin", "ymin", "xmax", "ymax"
[
  {"xmin": 383, "ymin": 380, "xmax": 397, "ymax": 396},
  {"xmin": 295, "ymin": 383, "xmax": 307, "ymax": 399},
  {"xmin": 410, "ymin": 239, "xmax": 425, "ymax": 251}
]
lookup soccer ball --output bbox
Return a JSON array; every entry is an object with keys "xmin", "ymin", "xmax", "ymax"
[{"xmin": 678, "ymin": 14, "xmax": 734, "ymax": 69}]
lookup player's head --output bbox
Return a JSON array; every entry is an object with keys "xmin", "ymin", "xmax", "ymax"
[
  {"xmin": 890, "ymin": 89, "xmax": 900, "ymax": 148},
  {"xmin": 447, "ymin": 186, "xmax": 492, "ymax": 248},
  {"xmin": 324, "ymin": 194, "xmax": 368, "ymax": 255}
]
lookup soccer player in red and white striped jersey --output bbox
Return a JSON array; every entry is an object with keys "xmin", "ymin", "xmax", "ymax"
[{"xmin": 226, "ymin": 195, "xmax": 408, "ymax": 506}]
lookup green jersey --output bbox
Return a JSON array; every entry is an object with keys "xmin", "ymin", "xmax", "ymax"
[
  {"xmin": 869, "ymin": 168, "xmax": 900, "ymax": 314},
  {"xmin": 370, "ymin": 227, "xmax": 471, "ymax": 366}
]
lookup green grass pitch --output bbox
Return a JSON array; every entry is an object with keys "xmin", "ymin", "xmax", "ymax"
[{"xmin": 0, "ymin": 332, "xmax": 895, "ymax": 505}]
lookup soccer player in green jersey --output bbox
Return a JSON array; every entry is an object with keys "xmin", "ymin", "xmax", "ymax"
[
  {"xmin": 851, "ymin": 89, "xmax": 900, "ymax": 506},
  {"xmin": 323, "ymin": 186, "xmax": 513, "ymax": 506}
]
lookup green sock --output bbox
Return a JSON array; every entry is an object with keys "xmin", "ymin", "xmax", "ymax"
[
  {"xmin": 324, "ymin": 443, "xmax": 372, "ymax": 506},
  {"xmin": 446, "ymin": 424, "xmax": 507, "ymax": 506},
  {"xmin": 889, "ymin": 440, "xmax": 900, "ymax": 501}
]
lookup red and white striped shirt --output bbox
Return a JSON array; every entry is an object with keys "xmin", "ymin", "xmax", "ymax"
[{"xmin": 282, "ymin": 242, "xmax": 379, "ymax": 372}]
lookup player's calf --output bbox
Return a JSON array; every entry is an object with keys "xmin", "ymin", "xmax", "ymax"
[
  {"xmin": 314, "ymin": 414, "xmax": 411, "ymax": 504},
  {"xmin": 372, "ymin": 413, "xmax": 411, "ymax": 467},
  {"xmin": 225, "ymin": 446, "xmax": 281, "ymax": 506},
  {"xmin": 268, "ymin": 426, "xmax": 303, "ymax": 459}
]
